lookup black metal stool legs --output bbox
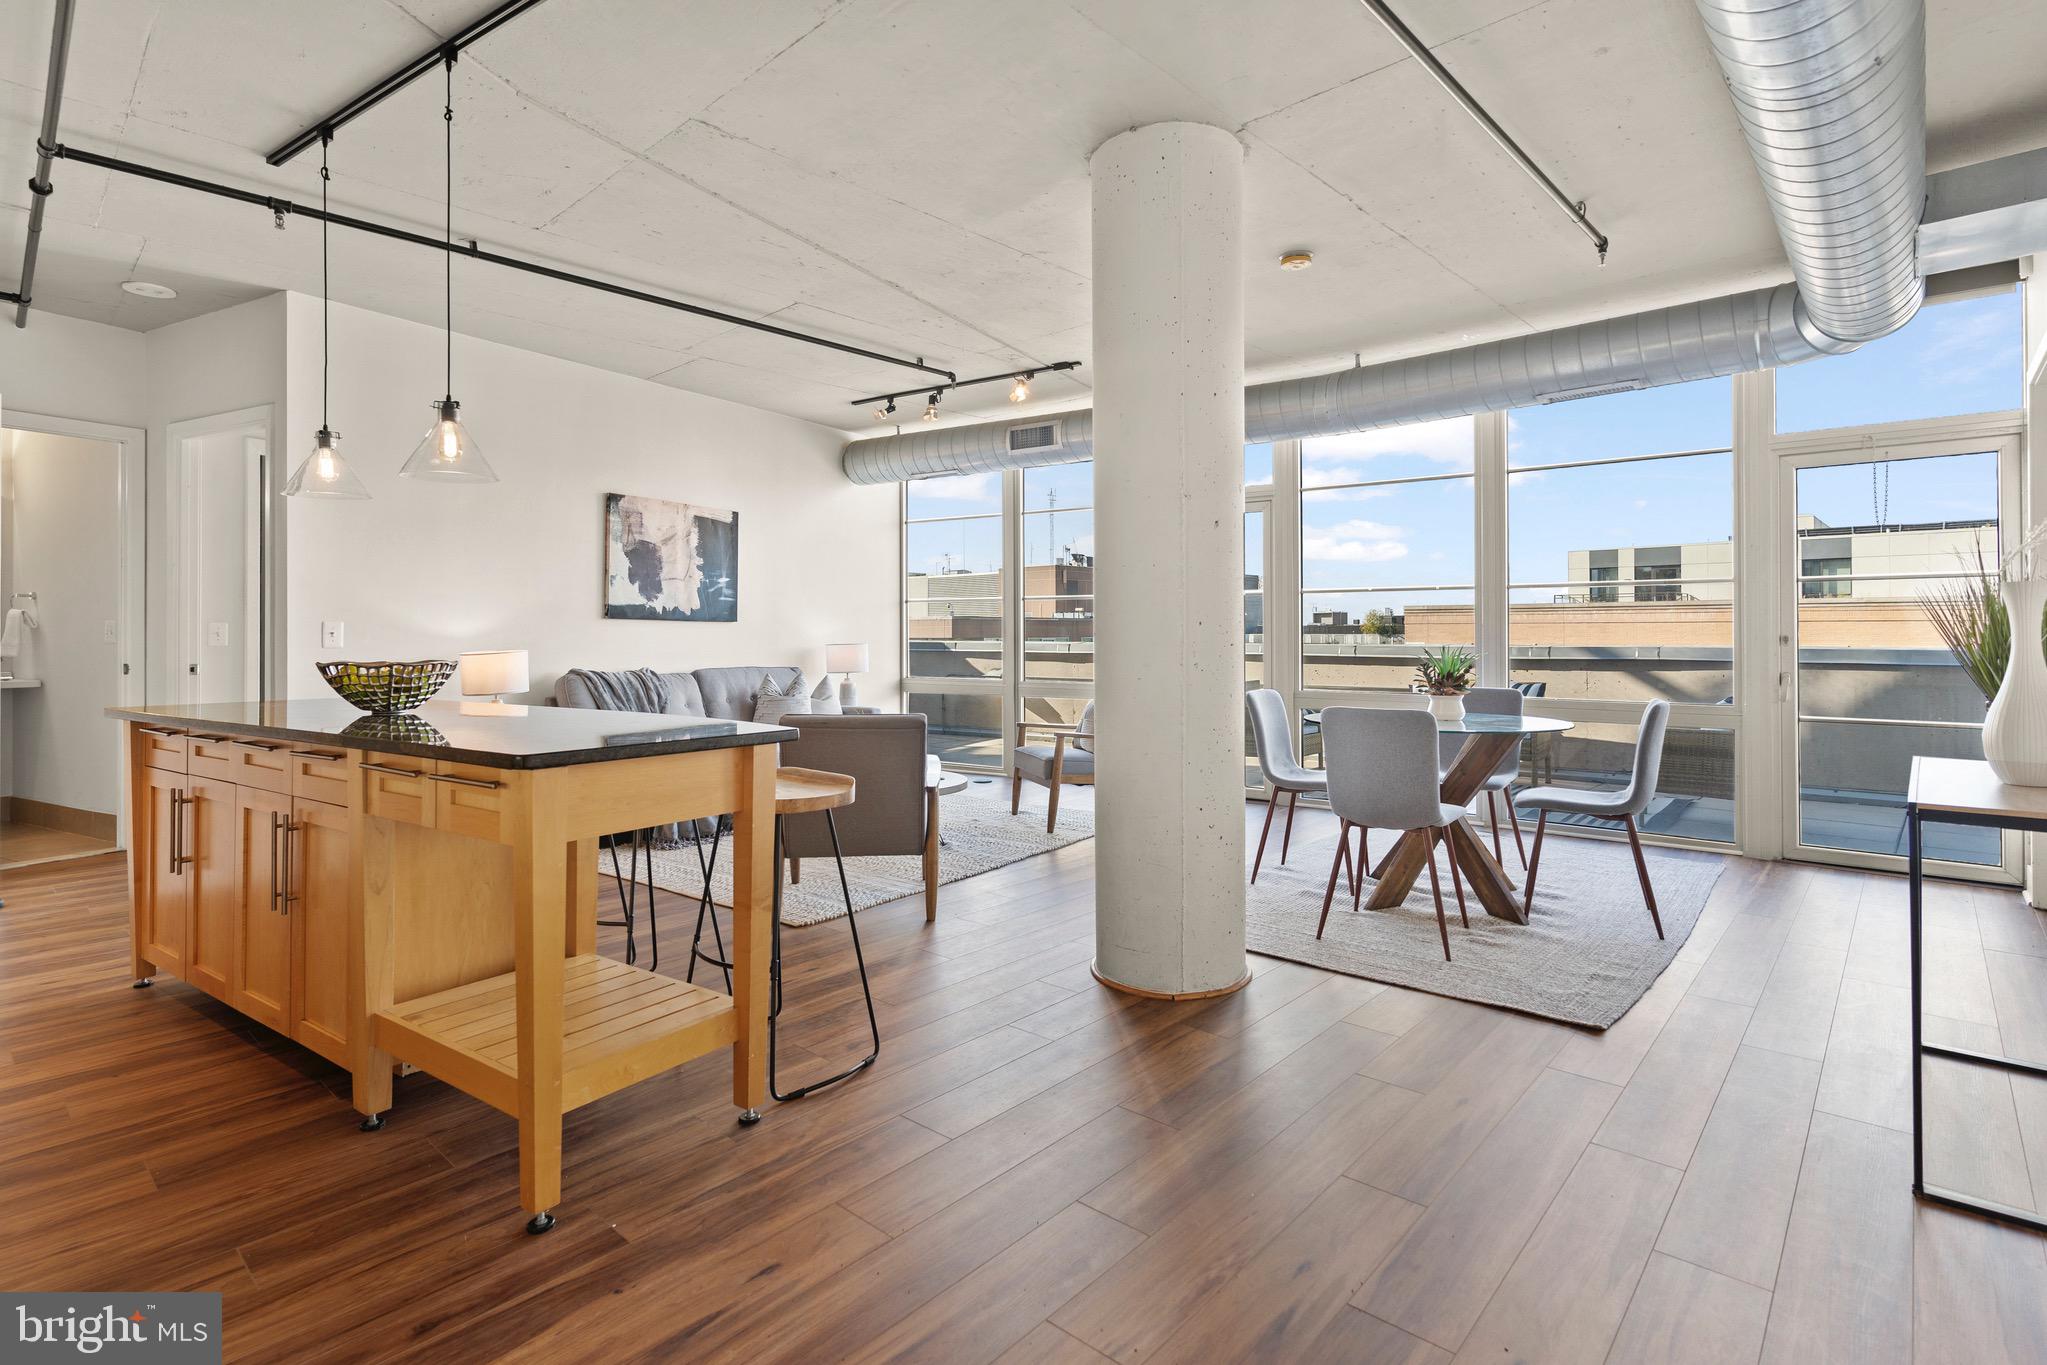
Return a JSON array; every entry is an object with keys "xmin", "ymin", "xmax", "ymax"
[
  {"xmin": 685, "ymin": 819, "xmax": 734, "ymax": 993},
  {"xmin": 768, "ymin": 809, "xmax": 881, "ymax": 1103},
  {"xmin": 599, "ymin": 830, "xmax": 662, "ymax": 969}
]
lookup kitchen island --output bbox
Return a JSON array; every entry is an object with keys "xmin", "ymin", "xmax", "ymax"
[{"xmin": 108, "ymin": 698, "xmax": 791, "ymax": 1233}]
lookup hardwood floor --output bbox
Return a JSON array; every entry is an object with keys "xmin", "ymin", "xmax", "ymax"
[
  {"xmin": 4, "ymin": 802, "xmax": 2046, "ymax": 1363},
  {"xmin": 0, "ymin": 818, "xmax": 118, "ymax": 869}
]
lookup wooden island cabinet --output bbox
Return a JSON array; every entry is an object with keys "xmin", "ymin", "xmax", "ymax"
[{"xmin": 112, "ymin": 700, "xmax": 790, "ymax": 1233}]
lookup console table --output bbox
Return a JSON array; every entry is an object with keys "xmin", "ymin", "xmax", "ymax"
[{"xmin": 1906, "ymin": 755, "xmax": 2047, "ymax": 1234}]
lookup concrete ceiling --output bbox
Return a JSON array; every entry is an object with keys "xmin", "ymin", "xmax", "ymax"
[{"xmin": 5, "ymin": 0, "xmax": 2045, "ymax": 435}]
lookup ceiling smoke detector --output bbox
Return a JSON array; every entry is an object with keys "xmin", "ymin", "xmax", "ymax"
[
  {"xmin": 1278, "ymin": 252, "xmax": 1313, "ymax": 272},
  {"xmin": 120, "ymin": 280, "xmax": 178, "ymax": 299}
]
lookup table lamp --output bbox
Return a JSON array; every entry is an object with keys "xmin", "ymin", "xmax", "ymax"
[
  {"xmin": 826, "ymin": 642, "xmax": 869, "ymax": 707},
  {"xmin": 460, "ymin": 648, "xmax": 529, "ymax": 704}
]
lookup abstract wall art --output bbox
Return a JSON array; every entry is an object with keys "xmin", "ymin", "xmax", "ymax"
[{"xmin": 603, "ymin": 493, "xmax": 738, "ymax": 621}]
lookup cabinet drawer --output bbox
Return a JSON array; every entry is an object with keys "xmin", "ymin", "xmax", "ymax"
[
  {"xmin": 290, "ymin": 748, "xmax": 352, "ymax": 805},
  {"xmin": 227, "ymin": 737, "xmax": 293, "ymax": 793},
  {"xmin": 186, "ymin": 734, "xmax": 239, "ymax": 783},
  {"xmin": 136, "ymin": 725, "xmax": 188, "ymax": 773},
  {"xmin": 361, "ymin": 758, "xmax": 435, "ymax": 827},
  {"xmin": 431, "ymin": 762, "xmax": 508, "ymax": 843}
]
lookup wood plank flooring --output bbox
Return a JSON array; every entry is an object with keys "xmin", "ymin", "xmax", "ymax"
[{"xmin": 3, "ymin": 802, "xmax": 2046, "ymax": 1363}]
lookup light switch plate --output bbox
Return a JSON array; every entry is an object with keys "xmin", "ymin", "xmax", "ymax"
[
  {"xmin": 321, "ymin": 621, "xmax": 345, "ymax": 648},
  {"xmin": 102, "ymin": 620, "xmax": 117, "ymax": 643},
  {"xmin": 208, "ymin": 622, "xmax": 230, "ymax": 647}
]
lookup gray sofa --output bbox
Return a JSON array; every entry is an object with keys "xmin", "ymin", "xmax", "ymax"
[{"xmin": 554, "ymin": 666, "xmax": 943, "ymax": 919}]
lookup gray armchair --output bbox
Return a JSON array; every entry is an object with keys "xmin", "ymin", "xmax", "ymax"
[
  {"xmin": 1012, "ymin": 702, "xmax": 1094, "ymax": 832},
  {"xmin": 776, "ymin": 713, "xmax": 942, "ymax": 920}
]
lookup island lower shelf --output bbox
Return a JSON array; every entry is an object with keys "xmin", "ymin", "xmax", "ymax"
[{"xmin": 373, "ymin": 954, "xmax": 738, "ymax": 1115}]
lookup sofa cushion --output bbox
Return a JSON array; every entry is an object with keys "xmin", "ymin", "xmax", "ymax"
[
  {"xmin": 692, "ymin": 666, "xmax": 801, "ymax": 722},
  {"xmin": 808, "ymin": 675, "xmax": 843, "ymax": 715},
  {"xmin": 553, "ymin": 668, "xmax": 704, "ymax": 717},
  {"xmin": 752, "ymin": 673, "xmax": 811, "ymax": 726}
]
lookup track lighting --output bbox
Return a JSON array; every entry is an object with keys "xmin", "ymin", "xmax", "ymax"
[
  {"xmin": 922, "ymin": 391, "xmax": 941, "ymax": 422},
  {"xmin": 285, "ymin": 135, "xmax": 369, "ymax": 500},
  {"xmin": 401, "ymin": 55, "xmax": 496, "ymax": 484},
  {"xmin": 875, "ymin": 397, "xmax": 897, "ymax": 422},
  {"xmin": 1009, "ymin": 373, "xmax": 1031, "ymax": 403}
]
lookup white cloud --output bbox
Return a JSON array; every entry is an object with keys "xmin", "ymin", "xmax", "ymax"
[
  {"xmin": 910, "ymin": 471, "xmax": 1000, "ymax": 508},
  {"xmin": 1303, "ymin": 518, "xmax": 1410, "ymax": 564},
  {"xmin": 1303, "ymin": 417, "xmax": 1475, "ymax": 483}
]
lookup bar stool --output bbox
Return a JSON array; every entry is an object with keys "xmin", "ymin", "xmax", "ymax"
[{"xmin": 767, "ymin": 768, "xmax": 879, "ymax": 1100}]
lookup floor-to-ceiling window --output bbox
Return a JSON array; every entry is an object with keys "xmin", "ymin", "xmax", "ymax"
[
  {"xmin": 1504, "ymin": 378, "xmax": 1740, "ymax": 845},
  {"xmin": 896, "ymin": 285, "xmax": 2026, "ymax": 877}
]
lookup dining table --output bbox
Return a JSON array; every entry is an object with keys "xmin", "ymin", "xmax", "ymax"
[{"xmin": 1361, "ymin": 711, "xmax": 1574, "ymax": 925}]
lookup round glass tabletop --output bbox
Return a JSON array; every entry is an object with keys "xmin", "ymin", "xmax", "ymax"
[{"xmin": 1434, "ymin": 712, "xmax": 1574, "ymax": 735}]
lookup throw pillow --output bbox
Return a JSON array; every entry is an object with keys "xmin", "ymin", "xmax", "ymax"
[
  {"xmin": 752, "ymin": 673, "xmax": 812, "ymax": 725},
  {"xmin": 808, "ymin": 675, "xmax": 843, "ymax": 715},
  {"xmin": 1073, "ymin": 700, "xmax": 1096, "ymax": 753}
]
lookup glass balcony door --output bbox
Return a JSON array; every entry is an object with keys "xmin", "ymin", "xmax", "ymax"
[
  {"xmin": 1245, "ymin": 499, "xmax": 1270, "ymax": 791},
  {"xmin": 1777, "ymin": 437, "xmax": 2022, "ymax": 878}
]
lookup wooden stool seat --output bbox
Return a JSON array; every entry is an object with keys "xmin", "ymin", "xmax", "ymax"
[{"xmin": 774, "ymin": 767, "xmax": 855, "ymax": 815}]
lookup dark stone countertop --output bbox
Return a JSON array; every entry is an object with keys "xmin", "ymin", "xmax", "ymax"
[{"xmin": 107, "ymin": 700, "xmax": 795, "ymax": 770}]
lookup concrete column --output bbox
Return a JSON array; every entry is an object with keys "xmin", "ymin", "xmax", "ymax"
[{"xmin": 1090, "ymin": 122, "xmax": 1248, "ymax": 998}]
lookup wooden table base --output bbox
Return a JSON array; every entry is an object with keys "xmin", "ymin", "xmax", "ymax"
[{"xmin": 1361, "ymin": 732, "xmax": 1528, "ymax": 925}]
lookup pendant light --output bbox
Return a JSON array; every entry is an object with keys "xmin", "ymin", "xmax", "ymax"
[
  {"xmin": 401, "ymin": 53, "xmax": 495, "ymax": 484},
  {"xmin": 284, "ymin": 133, "xmax": 370, "ymax": 500}
]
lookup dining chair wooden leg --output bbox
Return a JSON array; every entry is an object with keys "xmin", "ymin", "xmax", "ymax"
[
  {"xmin": 1339, "ymin": 827, "xmax": 1358, "ymax": 899},
  {"xmin": 1522, "ymin": 811, "xmax": 1548, "ymax": 918},
  {"xmin": 789, "ymin": 857, "xmax": 801, "ymax": 885},
  {"xmin": 1505, "ymin": 795, "xmax": 1528, "ymax": 869},
  {"xmin": 1486, "ymin": 791, "xmax": 1505, "ymax": 865},
  {"xmin": 1440, "ymin": 829, "xmax": 1469, "ymax": 927},
  {"xmin": 1280, "ymin": 789, "xmax": 1299, "ymax": 865},
  {"xmin": 1046, "ymin": 764, "xmax": 1063, "ymax": 834},
  {"xmin": 1423, "ymin": 834, "xmax": 1452, "ymax": 961},
  {"xmin": 1622, "ymin": 814, "xmax": 1665, "ymax": 939},
  {"xmin": 1010, "ymin": 769, "xmax": 1023, "ymax": 815},
  {"xmin": 1316, "ymin": 821, "xmax": 1351, "ymax": 939},
  {"xmin": 1350, "ymin": 827, "xmax": 1367, "ymax": 906},
  {"xmin": 1251, "ymin": 792, "xmax": 1280, "ymax": 884}
]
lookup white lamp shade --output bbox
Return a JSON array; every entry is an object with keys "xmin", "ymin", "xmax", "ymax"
[
  {"xmin": 825, "ymin": 642, "xmax": 870, "ymax": 674},
  {"xmin": 460, "ymin": 649, "xmax": 529, "ymax": 698}
]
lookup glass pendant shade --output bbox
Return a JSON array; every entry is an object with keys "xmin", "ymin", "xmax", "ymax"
[
  {"xmin": 284, "ymin": 428, "xmax": 370, "ymax": 499},
  {"xmin": 400, "ymin": 399, "xmax": 496, "ymax": 482}
]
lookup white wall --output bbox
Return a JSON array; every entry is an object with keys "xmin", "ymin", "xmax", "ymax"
[
  {"xmin": 281, "ymin": 294, "xmax": 899, "ymax": 705},
  {"xmin": 0, "ymin": 311, "xmax": 149, "ymax": 429},
  {"xmin": 0, "ymin": 429, "xmax": 123, "ymax": 816}
]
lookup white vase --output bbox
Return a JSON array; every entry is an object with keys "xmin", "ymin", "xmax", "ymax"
[
  {"xmin": 1983, "ymin": 575, "xmax": 2047, "ymax": 786},
  {"xmin": 1427, "ymin": 693, "xmax": 1465, "ymax": 723}
]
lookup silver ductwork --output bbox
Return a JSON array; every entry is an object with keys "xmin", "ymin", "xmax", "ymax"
[
  {"xmin": 844, "ymin": 0, "xmax": 1929, "ymax": 485},
  {"xmin": 1694, "ymin": 0, "xmax": 1926, "ymax": 344}
]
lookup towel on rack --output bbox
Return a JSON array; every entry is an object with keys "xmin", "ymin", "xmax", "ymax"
[{"xmin": 0, "ymin": 608, "xmax": 26, "ymax": 658}]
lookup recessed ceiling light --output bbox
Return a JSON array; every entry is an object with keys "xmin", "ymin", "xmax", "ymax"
[
  {"xmin": 120, "ymin": 280, "xmax": 178, "ymax": 299},
  {"xmin": 1278, "ymin": 252, "xmax": 1313, "ymax": 272}
]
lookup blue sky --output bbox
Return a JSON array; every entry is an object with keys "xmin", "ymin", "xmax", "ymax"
[{"xmin": 907, "ymin": 289, "xmax": 2023, "ymax": 598}]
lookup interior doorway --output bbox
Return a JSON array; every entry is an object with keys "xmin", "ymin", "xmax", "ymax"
[
  {"xmin": 167, "ymin": 409, "xmax": 269, "ymax": 705},
  {"xmin": 0, "ymin": 413, "xmax": 146, "ymax": 870}
]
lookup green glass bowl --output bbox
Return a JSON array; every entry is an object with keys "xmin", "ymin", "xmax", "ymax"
[{"xmin": 317, "ymin": 659, "xmax": 457, "ymax": 714}]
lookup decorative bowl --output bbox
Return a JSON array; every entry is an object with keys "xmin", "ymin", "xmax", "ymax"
[
  {"xmin": 317, "ymin": 659, "xmax": 457, "ymax": 714},
  {"xmin": 340, "ymin": 712, "xmax": 449, "ymax": 746}
]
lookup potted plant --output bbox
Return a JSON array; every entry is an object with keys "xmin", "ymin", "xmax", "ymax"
[
  {"xmin": 1928, "ymin": 526, "xmax": 2047, "ymax": 786},
  {"xmin": 1413, "ymin": 645, "xmax": 1475, "ymax": 722}
]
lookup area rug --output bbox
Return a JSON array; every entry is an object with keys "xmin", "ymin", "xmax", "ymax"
[
  {"xmin": 1245, "ymin": 835, "xmax": 1724, "ymax": 1028},
  {"xmin": 647, "ymin": 778, "xmax": 1094, "ymax": 926}
]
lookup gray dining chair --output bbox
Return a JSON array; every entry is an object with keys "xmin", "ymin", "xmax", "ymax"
[
  {"xmin": 1320, "ymin": 706, "xmax": 1468, "ymax": 959},
  {"xmin": 1517, "ymin": 699, "xmax": 1669, "ymax": 936},
  {"xmin": 1439, "ymin": 686, "xmax": 1530, "ymax": 868},
  {"xmin": 1246, "ymin": 689, "xmax": 1356, "ymax": 889}
]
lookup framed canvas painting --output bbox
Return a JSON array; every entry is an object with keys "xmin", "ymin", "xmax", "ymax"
[{"xmin": 604, "ymin": 494, "xmax": 738, "ymax": 621}]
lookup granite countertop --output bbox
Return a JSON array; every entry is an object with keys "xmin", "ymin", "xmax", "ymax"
[{"xmin": 107, "ymin": 700, "xmax": 796, "ymax": 770}]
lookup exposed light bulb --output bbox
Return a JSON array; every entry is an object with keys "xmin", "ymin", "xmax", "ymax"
[
  {"xmin": 922, "ymin": 391, "xmax": 941, "ymax": 422},
  {"xmin": 875, "ymin": 397, "xmax": 897, "ymax": 422},
  {"xmin": 317, "ymin": 445, "xmax": 337, "ymax": 480},
  {"xmin": 439, "ymin": 420, "xmax": 461, "ymax": 462},
  {"xmin": 285, "ymin": 428, "xmax": 369, "ymax": 499},
  {"xmin": 1009, "ymin": 374, "xmax": 1030, "ymax": 403}
]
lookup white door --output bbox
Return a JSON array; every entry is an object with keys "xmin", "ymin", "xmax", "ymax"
[
  {"xmin": 171, "ymin": 414, "xmax": 268, "ymax": 704},
  {"xmin": 1776, "ymin": 435, "xmax": 2022, "ymax": 881}
]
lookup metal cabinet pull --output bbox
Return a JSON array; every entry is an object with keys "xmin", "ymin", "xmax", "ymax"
[
  {"xmin": 231, "ymin": 738, "xmax": 284, "ymax": 753},
  {"xmin": 270, "ymin": 811, "xmax": 284, "ymax": 913},
  {"xmin": 360, "ymin": 761, "xmax": 427, "ymax": 779},
  {"xmin": 428, "ymin": 772, "xmax": 503, "ymax": 791},
  {"xmin": 169, "ymin": 791, "xmax": 192, "ymax": 872},
  {"xmin": 295, "ymin": 750, "xmax": 345, "ymax": 763},
  {"xmin": 138, "ymin": 725, "xmax": 184, "ymax": 738},
  {"xmin": 283, "ymin": 820, "xmax": 301, "ymax": 909}
]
